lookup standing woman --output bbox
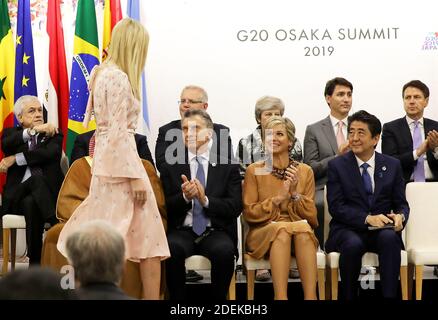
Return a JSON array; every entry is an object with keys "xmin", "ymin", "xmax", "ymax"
[
  {"xmin": 58, "ymin": 18, "xmax": 170, "ymax": 299},
  {"xmin": 243, "ymin": 116, "xmax": 318, "ymax": 300}
]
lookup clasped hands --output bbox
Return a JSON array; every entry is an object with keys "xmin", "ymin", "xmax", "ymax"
[
  {"xmin": 273, "ymin": 166, "xmax": 299, "ymax": 205},
  {"xmin": 31, "ymin": 123, "xmax": 58, "ymax": 137},
  {"xmin": 366, "ymin": 213, "xmax": 404, "ymax": 232},
  {"xmin": 416, "ymin": 130, "xmax": 438, "ymax": 157},
  {"xmin": 181, "ymin": 174, "xmax": 207, "ymax": 206}
]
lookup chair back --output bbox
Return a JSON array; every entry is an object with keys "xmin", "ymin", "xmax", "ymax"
[{"xmin": 405, "ymin": 182, "xmax": 438, "ymax": 251}]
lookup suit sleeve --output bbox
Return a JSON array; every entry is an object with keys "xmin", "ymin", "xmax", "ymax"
[
  {"xmin": 137, "ymin": 135, "xmax": 155, "ymax": 168},
  {"xmin": 23, "ymin": 133, "xmax": 63, "ymax": 166},
  {"xmin": 70, "ymin": 135, "xmax": 88, "ymax": 165},
  {"xmin": 303, "ymin": 125, "xmax": 336, "ymax": 180},
  {"xmin": 382, "ymin": 123, "xmax": 415, "ymax": 169},
  {"xmin": 155, "ymin": 126, "xmax": 166, "ymax": 173},
  {"xmin": 327, "ymin": 160, "xmax": 369, "ymax": 230},
  {"xmin": 391, "ymin": 160, "xmax": 410, "ymax": 226},
  {"xmin": 1, "ymin": 128, "xmax": 25, "ymax": 155}
]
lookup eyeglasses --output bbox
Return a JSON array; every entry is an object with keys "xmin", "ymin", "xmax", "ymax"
[{"xmin": 178, "ymin": 99, "xmax": 204, "ymax": 105}]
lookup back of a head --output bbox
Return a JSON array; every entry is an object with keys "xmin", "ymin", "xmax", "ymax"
[
  {"xmin": 0, "ymin": 267, "xmax": 77, "ymax": 300},
  {"xmin": 65, "ymin": 220, "xmax": 125, "ymax": 286}
]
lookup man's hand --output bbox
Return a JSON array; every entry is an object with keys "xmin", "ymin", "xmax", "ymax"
[
  {"xmin": 0, "ymin": 155, "xmax": 16, "ymax": 173},
  {"xmin": 427, "ymin": 130, "xmax": 438, "ymax": 150},
  {"xmin": 387, "ymin": 213, "xmax": 404, "ymax": 232},
  {"xmin": 416, "ymin": 139, "xmax": 429, "ymax": 157},
  {"xmin": 181, "ymin": 174, "xmax": 198, "ymax": 201},
  {"xmin": 193, "ymin": 179, "xmax": 207, "ymax": 206},
  {"xmin": 366, "ymin": 214, "xmax": 393, "ymax": 228},
  {"xmin": 337, "ymin": 141, "xmax": 350, "ymax": 155},
  {"xmin": 33, "ymin": 123, "xmax": 58, "ymax": 137}
]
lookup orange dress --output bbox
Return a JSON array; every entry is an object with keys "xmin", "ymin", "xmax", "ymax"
[
  {"xmin": 57, "ymin": 65, "xmax": 170, "ymax": 262},
  {"xmin": 243, "ymin": 161, "xmax": 318, "ymax": 259}
]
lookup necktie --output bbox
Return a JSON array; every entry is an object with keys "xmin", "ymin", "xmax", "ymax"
[
  {"xmin": 89, "ymin": 133, "xmax": 96, "ymax": 158},
  {"xmin": 361, "ymin": 163, "xmax": 373, "ymax": 206},
  {"xmin": 192, "ymin": 156, "xmax": 208, "ymax": 236},
  {"xmin": 336, "ymin": 121, "xmax": 346, "ymax": 147},
  {"xmin": 29, "ymin": 135, "xmax": 43, "ymax": 176},
  {"xmin": 412, "ymin": 121, "xmax": 425, "ymax": 182}
]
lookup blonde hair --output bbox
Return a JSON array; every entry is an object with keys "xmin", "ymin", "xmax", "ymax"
[
  {"xmin": 106, "ymin": 18, "xmax": 149, "ymax": 100},
  {"xmin": 264, "ymin": 116, "xmax": 296, "ymax": 143}
]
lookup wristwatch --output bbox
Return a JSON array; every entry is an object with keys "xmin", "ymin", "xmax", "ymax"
[{"xmin": 27, "ymin": 128, "xmax": 36, "ymax": 136}]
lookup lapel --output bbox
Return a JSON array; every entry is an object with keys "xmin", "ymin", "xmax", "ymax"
[
  {"xmin": 372, "ymin": 152, "xmax": 386, "ymax": 204},
  {"xmin": 321, "ymin": 116, "xmax": 338, "ymax": 154},
  {"xmin": 346, "ymin": 151, "xmax": 369, "ymax": 204},
  {"xmin": 399, "ymin": 117, "xmax": 413, "ymax": 148},
  {"xmin": 205, "ymin": 151, "xmax": 219, "ymax": 195}
]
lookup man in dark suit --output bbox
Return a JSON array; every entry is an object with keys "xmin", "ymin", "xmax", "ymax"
[
  {"xmin": 160, "ymin": 109, "xmax": 242, "ymax": 300},
  {"xmin": 155, "ymin": 85, "xmax": 233, "ymax": 173},
  {"xmin": 304, "ymin": 77, "xmax": 352, "ymax": 244},
  {"xmin": 382, "ymin": 80, "xmax": 438, "ymax": 183},
  {"xmin": 70, "ymin": 130, "xmax": 155, "ymax": 167},
  {"xmin": 0, "ymin": 95, "xmax": 64, "ymax": 264},
  {"xmin": 325, "ymin": 110, "xmax": 409, "ymax": 300}
]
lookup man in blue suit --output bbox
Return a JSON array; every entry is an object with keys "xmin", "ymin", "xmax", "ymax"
[{"xmin": 325, "ymin": 110, "xmax": 409, "ymax": 300}]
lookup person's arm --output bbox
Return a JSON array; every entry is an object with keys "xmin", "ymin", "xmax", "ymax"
[
  {"xmin": 70, "ymin": 134, "xmax": 89, "ymax": 165},
  {"xmin": 23, "ymin": 133, "xmax": 63, "ymax": 167},
  {"xmin": 381, "ymin": 123, "xmax": 415, "ymax": 169},
  {"xmin": 391, "ymin": 160, "xmax": 410, "ymax": 226},
  {"xmin": 1, "ymin": 128, "xmax": 25, "ymax": 155},
  {"xmin": 155, "ymin": 126, "xmax": 167, "ymax": 173},
  {"xmin": 136, "ymin": 134, "xmax": 155, "ymax": 168}
]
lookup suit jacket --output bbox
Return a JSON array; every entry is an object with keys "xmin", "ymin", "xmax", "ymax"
[
  {"xmin": 77, "ymin": 282, "xmax": 134, "ymax": 300},
  {"xmin": 382, "ymin": 117, "xmax": 438, "ymax": 182},
  {"xmin": 304, "ymin": 116, "xmax": 338, "ymax": 189},
  {"xmin": 326, "ymin": 151, "xmax": 409, "ymax": 244},
  {"xmin": 70, "ymin": 130, "xmax": 155, "ymax": 168},
  {"xmin": 159, "ymin": 151, "xmax": 242, "ymax": 252},
  {"xmin": 1, "ymin": 127, "xmax": 64, "ymax": 214},
  {"xmin": 155, "ymin": 119, "xmax": 233, "ymax": 173}
]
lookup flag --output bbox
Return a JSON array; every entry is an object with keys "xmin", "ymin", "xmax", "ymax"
[
  {"xmin": 0, "ymin": 0, "xmax": 15, "ymax": 191},
  {"xmin": 14, "ymin": 0, "xmax": 38, "ymax": 105},
  {"xmin": 66, "ymin": 0, "xmax": 99, "ymax": 159},
  {"xmin": 127, "ymin": 0, "xmax": 150, "ymax": 133},
  {"xmin": 45, "ymin": 0, "xmax": 69, "ymax": 150},
  {"xmin": 102, "ymin": 0, "xmax": 122, "ymax": 61}
]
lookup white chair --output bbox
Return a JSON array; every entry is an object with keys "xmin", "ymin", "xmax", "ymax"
[
  {"xmin": 2, "ymin": 152, "xmax": 69, "ymax": 274},
  {"xmin": 241, "ymin": 217, "xmax": 326, "ymax": 300},
  {"xmin": 405, "ymin": 182, "xmax": 438, "ymax": 300},
  {"xmin": 185, "ymin": 255, "xmax": 236, "ymax": 300},
  {"xmin": 324, "ymin": 186, "xmax": 408, "ymax": 300}
]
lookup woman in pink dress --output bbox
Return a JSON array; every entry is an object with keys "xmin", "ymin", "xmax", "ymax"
[{"xmin": 57, "ymin": 18, "xmax": 170, "ymax": 299}]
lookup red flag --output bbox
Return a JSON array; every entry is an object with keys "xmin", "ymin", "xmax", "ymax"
[{"xmin": 45, "ymin": 0, "xmax": 69, "ymax": 150}]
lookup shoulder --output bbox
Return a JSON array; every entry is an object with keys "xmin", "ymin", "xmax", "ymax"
[
  {"xmin": 377, "ymin": 152, "xmax": 400, "ymax": 166},
  {"xmin": 383, "ymin": 117, "xmax": 405, "ymax": 129},
  {"xmin": 307, "ymin": 116, "xmax": 330, "ymax": 129},
  {"xmin": 328, "ymin": 152, "xmax": 351, "ymax": 168},
  {"xmin": 297, "ymin": 162, "xmax": 313, "ymax": 174},
  {"xmin": 159, "ymin": 120, "xmax": 180, "ymax": 132},
  {"xmin": 2, "ymin": 127, "xmax": 20, "ymax": 135},
  {"xmin": 213, "ymin": 123, "xmax": 230, "ymax": 131},
  {"xmin": 424, "ymin": 117, "xmax": 438, "ymax": 128},
  {"xmin": 246, "ymin": 161, "xmax": 265, "ymax": 174}
]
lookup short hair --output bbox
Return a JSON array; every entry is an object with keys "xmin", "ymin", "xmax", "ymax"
[
  {"xmin": 183, "ymin": 108, "xmax": 214, "ymax": 129},
  {"xmin": 0, "ymin": 267, "xmax": 77, "ymax": 300},
  {"xmin": 106, "ymin": 18, "xmax": 149, "ymax": 100},
  {"xmin": 324, "ymin": 77, "xmax": 353, "ymax": 97},
  {"xmin": 402, "ymin": 80, "xmax": 430, "ymax": 99},
  {"xmin": 254, "ymin": 96, "xmax": 285, "ymax": 123},
  {"xmin": 14, "ymin": 95, "xmax": 40, "ymax": 118},
  {"xmin": 264, "ymin": 116, "xmax": 296, "ymax": 143},
  {"xmin": 65, "ymin": 220, "xmax": 125, "ymax": 286},
  {"xmin": 181, "ymin": 85, "xmax": 208, "ymax": 103},
  {"xmin": 348, "ymin": 110, "xmax": 382, "ymax": 138}
]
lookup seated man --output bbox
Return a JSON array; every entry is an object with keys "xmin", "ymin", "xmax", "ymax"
[
  {"xmin": 325, "ymin": 110, "xmax": 409, "ymax": 300},
  {"xmin": 160, "ymin": 109, "xmax": 242, "ymax": 300},
  {"xmin": 65, "ymin": 220, "xmax": 133, "ymax": 300},
  {"xmin": 0, "ymin": 95, "xmax": 63, "ymax": 264}
]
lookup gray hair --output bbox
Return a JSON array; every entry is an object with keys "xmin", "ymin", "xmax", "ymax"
[
  {"xmin": 264, "ymin": 116, "xmax": 296, "ymax": 143},
  {"xmin": 181, "ymin": 85, "xmax": 208, "ymax": 103},
  {"xmin": 183, "ymin": 108, "xmax": 214, "ymax": 129},
  {"xmin": 65, "ymin": 220, "xmax": 125, "ymax": 286},
  {"xmin": 14, "ymin": 95, "xmax": 40, "ymax": 118},
  {"xmin": 254, "ymin": 96, "xmax": 285, "ymax": 123}
]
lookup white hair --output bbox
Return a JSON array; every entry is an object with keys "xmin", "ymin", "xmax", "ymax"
[{"xmin": 14, "ymin": 95, "xmax": 40, "ymax": 118}]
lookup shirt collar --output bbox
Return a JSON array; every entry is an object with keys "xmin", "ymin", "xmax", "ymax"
[
  {"xmin": 355, "ymin": 152, "xmax": 376, "ymax": 170},
  {"xmin": 406, "ymin": 116, "xmax": 424, "ymax": 127},
  {"xmin": 330, "ymin": 115, "xmax": 348, "ymax": 128},
  {"xmin": 188, "ymin": 139, "xmax": 213, "ymax": 163}
]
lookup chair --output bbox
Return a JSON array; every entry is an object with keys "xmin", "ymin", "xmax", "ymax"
[
  {"xmin": 323, "ymin": 186, "xmax": 408, "ymax": 300},
  {"xmin": 2, "ymin": 152, "xmax": 69, "ymax": 274},
  {"xmin": 405, "ymin": 182, "xmax": 438, "ymax": 300},
  {"xmin": 185, "ymin": 255, "xmax": 236, "ymax": 300},
  {"xmin": 241, "ymin": 217, "xmax": 326, "ymax": 300}
]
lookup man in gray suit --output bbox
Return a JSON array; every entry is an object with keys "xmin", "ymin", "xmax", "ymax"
[{"xmin": 303, "ymin": 77, "xmax": 352, "ymax": 245}]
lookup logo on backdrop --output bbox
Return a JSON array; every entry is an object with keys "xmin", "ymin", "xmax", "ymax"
[{"xmin": 422, "ymin": 32, "xmax": 438, "ymax": 50}]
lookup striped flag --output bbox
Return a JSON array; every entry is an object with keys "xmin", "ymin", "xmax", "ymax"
[
  {"xmin": 0, "ymin": 0, "xmax": 15, "ymax": 191},
  {"xmin": 102, "ymin": 0, "xmax": 122, "ymax": 61},
  {"xmin": 14, "ymin": 0, "xmax": 37, "ymax": 108},
  {"xmin": 66, "ymin": 0, "xmax": 99, "ymax": 159},
  {"xmin": 127, "ymin": 0, "xmax": 150, "ymax": 133},
  {"xmin": 45, "ymin": 0, "xmax": 69, "ymax": 150}
]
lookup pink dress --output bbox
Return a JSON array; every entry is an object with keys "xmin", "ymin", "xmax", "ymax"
[{"xmin": 57, "ymin": 65, "xmax": 170, "ymax": 262}]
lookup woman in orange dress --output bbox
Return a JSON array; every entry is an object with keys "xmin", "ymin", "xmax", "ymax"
[
  {"xmin": 57, "ymin": 19, "xmax": 169, "ymax": 299},
  {"xmin": 243, "ymin": 116, "xmax": 318, "ymax": 300}
]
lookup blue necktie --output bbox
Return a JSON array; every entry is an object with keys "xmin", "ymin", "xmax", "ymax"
[
  {"xmin": 192, "ymin": 157, "xmax": 208, "ymax": 235},
  {"xmin": 361, "ymin": 163, "xmax": 373, "ymax": 206}
]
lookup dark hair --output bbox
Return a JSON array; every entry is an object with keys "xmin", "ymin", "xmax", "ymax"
[
  {"xmin": 402, "ymin": 80, "xmax": 429, "ymax": 99},
  {"xmin": 0, "ymin": 267, "xmax": 77, "ymax": 300},
  {"xmin": 183, "ymin": 109, "xmax": 214, "ymax": 129},
  {"xmin": 348, "ymin": 110, "xmax": 382, "ymax": 138},
  {"xmin": 324, "ymin": 77, "xmax": 353, "ymax": 97}
]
